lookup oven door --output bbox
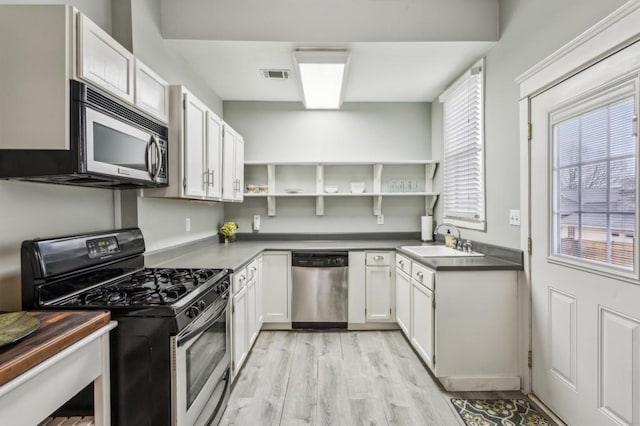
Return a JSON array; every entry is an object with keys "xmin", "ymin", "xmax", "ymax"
[
  {"xmin": 84, "ymin": 106, "xmax": 166, "ymax": 184},
  {"xmin": 172, "ymin": 298, "xmax": 230, "ymax": 426}
]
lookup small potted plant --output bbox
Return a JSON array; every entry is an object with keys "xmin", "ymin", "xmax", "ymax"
[{"xmin": 219, "ymin": 221, "xmax": 238, "ymax": 244}]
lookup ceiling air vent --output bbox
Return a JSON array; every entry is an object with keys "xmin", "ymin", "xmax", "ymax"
[{"xmin": 260, "ymin": 69, "xmax": 291, "ymax": 80}]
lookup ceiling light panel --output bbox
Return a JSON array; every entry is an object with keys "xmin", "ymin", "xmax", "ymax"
[{"xmin": 293, "ymin": 50, "xmax": 350, "ymax": 109}]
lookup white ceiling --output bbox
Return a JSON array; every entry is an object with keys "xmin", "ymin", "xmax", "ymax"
[{"xmin": 159, "ymin": 0, "xmax": 499, "ymax": 103}]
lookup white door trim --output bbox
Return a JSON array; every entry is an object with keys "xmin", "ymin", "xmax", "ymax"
[
  {"xmin": 516, "ymin": 0, "xmax": 640, "ymax": 99},
  {"xmin": 517, "ymin": 0, "xmax": 640, "ymax": 396}
]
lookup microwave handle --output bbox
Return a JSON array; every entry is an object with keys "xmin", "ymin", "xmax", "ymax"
[{"xmin": 150, "ymin": 137, "xmax": 163, "ymax": 182}]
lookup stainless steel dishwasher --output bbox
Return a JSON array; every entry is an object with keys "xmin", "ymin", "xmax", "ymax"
[{"xmin": 291, "ymin": 251, "xmax": 348, "ymax": 329}]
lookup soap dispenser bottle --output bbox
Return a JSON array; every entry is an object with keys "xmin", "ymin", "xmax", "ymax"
[{"xmin": 445, "ymin": 229, "xmax": 455, "ymax": 248}]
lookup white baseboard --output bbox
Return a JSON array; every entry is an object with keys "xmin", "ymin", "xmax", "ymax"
[{"xmin": 440, "ymin": 375, "xmax": 521, "ymax": 391}]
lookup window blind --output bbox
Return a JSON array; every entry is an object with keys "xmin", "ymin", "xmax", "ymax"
[
  {"xmin": 553, "ymin": 95, "xmax": 636, "ymax": 270},
  {"xmin": 441, "ymin": 62, "xmax": 485, "ymax": 229}
]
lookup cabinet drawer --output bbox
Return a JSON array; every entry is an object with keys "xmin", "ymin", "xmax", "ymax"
[
  {"xmin": 366, "ymin": 252, "xmax": 391, "ymax": 266},
  {"xmin": 247, "ymin": 258, "xmax": 259, "ymax": 281},
  {"xmin": 396, "ymin": 254, "xmax": 411, "ymax": 275},
  {"xmin": 412, "ymin": 262, "xmax": 434, "ymax": 291},
  {"xmin": 233, "ymin": 267, "xmax": 248, "ymax": 294}
]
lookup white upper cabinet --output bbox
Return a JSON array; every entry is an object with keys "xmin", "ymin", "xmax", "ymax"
[
  {"xmin": 206, "ymin": 113, "xmax": 223, "ymax": 199},
  {"xmin": 134, "ymin": 59, "xmax": 169, "ymax": 123},
  {"xmin": 143, "ymin": 86, "xmax": 226, "ymax": 202},
  {"xmin": 222, "ymin": 126, "xmax": 245, "ymax": 202},
  {"xmin": 183, "ymin": 92, "xmax": 208, "ymax": 198},
  {"xmin": 77, "ymin": 13, "xmax": 134, "ymax": 104}
]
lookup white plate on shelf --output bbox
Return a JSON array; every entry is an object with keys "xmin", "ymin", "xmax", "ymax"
[{"xmin": 284, "ymin": 188, "xmax": 305, "ymax": 193}]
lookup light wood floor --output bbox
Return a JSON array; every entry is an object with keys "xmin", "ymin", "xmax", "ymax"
[{"xmin": 220, "ymin": 330, "xmax": 524, "ymax": 425}]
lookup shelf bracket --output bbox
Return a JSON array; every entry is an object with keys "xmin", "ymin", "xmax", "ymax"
[
  {"xmin": 373, "ymin": 195, "xmax": 382, "ymax": 216},
  {"xmin": 426, "ymin": 194, "xmax": 438, "ymax": 216},
  {"xmin": 373, "ymin": 164, "xmax": 383, "ymax": 194},
  {"xmin": 316, "ymin": 195, "xmax": 324, "ymax": 216},
  {"xmin": 267, "ymin": 196, "xmax": 276, "ymax": 216}
]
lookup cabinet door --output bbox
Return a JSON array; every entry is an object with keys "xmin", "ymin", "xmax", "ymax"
[
  {"xmin": 134, "ymin": 59, "xmax": 168, "ymax": 123},
  {"xmin": 77, "ymin": 13, "xmax": 134, "ymax": 103},
  {"xmin": 365, "ymin": 265, "xmax": 393, "ymax": 321},
  {"xmin": 395, "ymin": 269, "xmax": 411, "ymax": 337},
  {"xmin": 262, "ymin": 252, "xmax": 291, "ymax": 323},
  {"xmin": 247, "ymin": 278, "xmax": 257, "ymax": 348},
  {"xmin": 234, "ymin": 134, "xmax": 245, "ymax": 202},
  {"xmin": 206, "ymin": 112, "xmax": 223, "ymax": 199},
  {"xmin": 257, "ymin": 256, "xmax": 264, "ymax": 328},
  {"xmin": 221, "ymin": 126, "xmax": 235, "ymax": 201},
  {"xmin": 183, "ymin": 92, "xmax": 207, "ymax": 198},
  {"xmin": 411, "ymin": 280, "xmax": 434, "ymax": 369},
  {"xmin": 232, "ymin": 285, "xmax": 248, "ymax": 376}
]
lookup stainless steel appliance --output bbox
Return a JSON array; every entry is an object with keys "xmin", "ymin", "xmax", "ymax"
[
  {"xmin": 21, "ymin": 228, "xmax": 230, "ymax": 426},
  {"xmin": 0, "ymin": 80, "xmax": 168, "ymax": 188},
  {"xmin": 291, "ymin": 251, "xmax": 348, "ymax": 329}
]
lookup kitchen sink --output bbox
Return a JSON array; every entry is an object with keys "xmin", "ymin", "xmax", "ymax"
[{"xmin": 401, "ymin": 245, "xmax": 485, "ymax": 257}]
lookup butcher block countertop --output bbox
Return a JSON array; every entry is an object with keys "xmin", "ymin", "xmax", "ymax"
[{"xmin": 0, "ymin": 310, "xmax": 111, "ymax": 387}]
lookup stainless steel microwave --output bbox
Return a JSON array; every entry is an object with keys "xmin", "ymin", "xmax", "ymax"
[{"xmin": 0, "ymin": 80, "xmax": 168, "ymax": 188}]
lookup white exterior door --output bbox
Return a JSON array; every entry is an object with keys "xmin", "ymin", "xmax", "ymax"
[
  {"xmin": 183, "ymin": 92, "xmax": 207, "ymax": 198},
  {"xmin": 530, "ymin": 41, "xmax": 640, "ymax": 426}
]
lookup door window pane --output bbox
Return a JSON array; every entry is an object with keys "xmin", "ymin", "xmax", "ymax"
[{"xmin": 553, "ymin": 96, "xmax": 637, "ymax": 271}]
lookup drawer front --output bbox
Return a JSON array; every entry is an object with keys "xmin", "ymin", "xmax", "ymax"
[
  {"xmin": 366, "ymin": 252, "xmax": 391, "ymax": 266},
  {"xmin": 396, "ymin": 254, "xmax": 411, "ymax": 275},
  {"xmin": 411, "ymin": 262, "xmax": 435, "ymax": 291},
  {"xmin": 247, "ymin": 259, "xmax": 259, "ymax": 281},
  {"xmin": 233, "ymin": 267, "xmax": 248, "ymax": 294}
]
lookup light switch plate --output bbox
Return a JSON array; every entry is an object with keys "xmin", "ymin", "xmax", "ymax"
[
  {"xmin": 185, "ymin": 218, "xmax": 191, "ymax": 232},
  {"xmin": 509, "ymin": 209, "xmax": 520, "ymax": 226},
  {"xmin": 253, "ymin": 215, "xmax": 260, "ymax": 231},
  {"xmin": 377, "ymin": 215, "xmax": 384, "ymax": 225}
]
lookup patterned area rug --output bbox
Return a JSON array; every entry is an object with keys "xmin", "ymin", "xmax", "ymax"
[{"xmin": 450, "ymin": 399, "xmax": 554, "ymax": 426}]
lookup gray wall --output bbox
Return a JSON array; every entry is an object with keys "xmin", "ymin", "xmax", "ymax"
[
  {"xmin": 430, "ymin": 0, "xmax": 627, "ymax": 249},
  {"xmin": 0, "ymin": 0, "xmax": 114, "ymax": 311},
  {"xmin": 223, "ymin": 101, "xmax": 432, "ymax": 234},
  {"xmin": 127, "ymin": 0, "xmax": 226, "ymax": 252}
]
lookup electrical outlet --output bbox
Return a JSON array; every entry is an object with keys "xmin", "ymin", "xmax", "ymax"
[
  {"xmin": 509, "ymin": 209, "xmax": 520, "ymax": 226},
  {"xmin": 185, "ymin": 218, "xmax": 191, "ymax": 232},
  {"xmin": 377, "ymin": 215, "xmax": 384, "ymax": 225},
  {"xmin": 253, "ymin": 215, "xmax": 261, "ymax": 231}
]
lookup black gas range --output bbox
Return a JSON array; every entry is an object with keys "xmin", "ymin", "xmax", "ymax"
[{"xmin": 21, "ymin": 228, "xmax": 231, "ymax": 426}]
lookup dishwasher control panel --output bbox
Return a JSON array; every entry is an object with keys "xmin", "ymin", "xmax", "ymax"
[{"xmin": 292, "ymin": 252, "xmax": 349, "ymax": 267}]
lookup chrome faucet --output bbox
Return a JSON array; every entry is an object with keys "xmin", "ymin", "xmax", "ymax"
[{"xmin": 433, "ymin": 222, "xmax": 461, "ymax": 241}]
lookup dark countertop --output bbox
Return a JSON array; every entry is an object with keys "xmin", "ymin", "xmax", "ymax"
[{"xmin": 148, "ymin": 238, "xmax": 523, "ymax": 272}]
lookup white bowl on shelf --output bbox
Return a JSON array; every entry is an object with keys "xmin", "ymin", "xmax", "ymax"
[
  {"xmin": 324, "ymin": 185, "xmax": 338, "ymax": 193},
  {"xmin": 350, "ymin": 182, "xmax": 365, "ymax": 193}
]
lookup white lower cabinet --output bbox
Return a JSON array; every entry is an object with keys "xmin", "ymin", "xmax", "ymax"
[
  {"xmin": 257, "ymin": 256, "xmax": 264, "ymax": 329},
  {"xmin": 411, "ymin": 278, "xmax": 434, "ymax": 369},
  {"xmin": 247, "ymin": 277, "xmax": 257, "ymax": 347},
  {"xmin": 262, "ymin": 251, "xmax": 291, "ymax": 324},
  {"xmin": 396, "ymin": 251, "xmax": 519, "ymax": 391},
  {"xmin": 395, "ymin": 268, "xmax": 411, "ymax": 337},
  {"xmin": 230, "ymin": 255, "xmax": 264, "ymax": 381},
  {"xmin": 365, "ymin": 251, "xmax": 395, "ymax": 322},
  {"xmin": 231, "ymin": 283, "xmax": 247, "ymax": 378}
]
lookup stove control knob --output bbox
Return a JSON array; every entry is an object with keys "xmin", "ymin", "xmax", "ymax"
[
  {"xmin": 198, "ymin": 300, "xmax": 207, "ymax": 311},
  {"xmin": 186, "ymin": 306, "xmax": 201, "ymax": 318}
]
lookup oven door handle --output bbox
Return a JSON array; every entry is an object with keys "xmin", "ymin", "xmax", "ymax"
[{"xmin": 177, "ymin": 298, "xmax": 227, "ymax": 347}]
